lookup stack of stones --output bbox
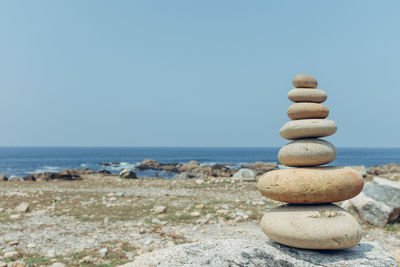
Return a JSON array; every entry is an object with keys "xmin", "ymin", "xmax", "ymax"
[{"xmin": 257, "ymin": 74, "xmax": 365, "ymax": 250}]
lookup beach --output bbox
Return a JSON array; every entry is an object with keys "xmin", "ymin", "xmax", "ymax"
[{"xmin": 0, "ymin": 169, "xmax": 399, "ymax": 266}]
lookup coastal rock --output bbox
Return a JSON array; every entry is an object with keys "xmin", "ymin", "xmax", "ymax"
[
  {"xmin": 292, "ymin": 74, "xmax": 318, "ymax": 88},
  {"xmin": 342, "ymin": 182, "xmax": 400, "ymax": 226},
  {"xmin": 119, "ymin": 169, "xmax": 137, "ymax": 179},
  {"xmin": 23, "ymin": 169, "xmax": 82, "ymax": 181},
  {"xmin": 257, "ymin": 167, "xmax": 364, "ymax": 203},
  {"xmin": 280, "ymin": 119, "xmax": 337, "ymax": 140},
  {"xmin": 288, "ymin": 88, "xmax": 327, "ymax": 103},
  {"xmin": 0, "ymin": 174, "xmax": 7, "ymax": 181},
  {"xmin": 287, "ymin": 103, "xmax": 329, "ymax": 120},
  {"xmin": 178, "ymin": 161, "xmax": 201, "ymax": 173},
  {"xmin": 261, "ymin": 204, "xmax": 362, "ymax": 250},
  {"xmin": 232, "ymin": 168, "xmax": 256, "ymax": 181},
  {"xmin": 137, "ymin": 159, "xmax": 162, "ymax": 170},
  {"xmin": 8, "ymin": 176, "xmax": 23, "ymax": 182},
  {"xmin": 278, "ymin": 139, "xmax": 336, "ymax": 167},
  {"xmin": 241, "ymin": 162, "xmax": 278, "ymax": 176},
  {"xmin": 367, "ymin": 163, "xmax": 400, "ymax": 179},
  {"xmin": 120, "ymin": 238, "xmax": 396, "ymax": 267},
  {"xmin": 137, "ymin": 159, "xmax": 179, "ymax": 172},
  {"xmin": 98, "ymin": 169, "xmax": 111, "ymax": 175}
]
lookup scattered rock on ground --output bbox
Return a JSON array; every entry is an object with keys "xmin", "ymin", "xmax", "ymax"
[
  {"xmin": 232, "ymin": 168, "xmax": 256, "ymax": 182},
  {"xmin": 15, "ymin": 202, "xmax": 30, "ymax": 213},
  {"xmin": 121, "ymin": 238, "xmax": 397, "ymax": 267},
  {"xmin": 153, "ymin": 206, "xmax": 167, "ymax": 214},
  {"xmin": 3, "ymin": 250, "xmax": 19, "ymax": 258}
]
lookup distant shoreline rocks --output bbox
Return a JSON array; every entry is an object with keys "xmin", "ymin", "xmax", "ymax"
[{"xmin": 1, "ymin": 162, "xmax": 399, "ymax": 183}]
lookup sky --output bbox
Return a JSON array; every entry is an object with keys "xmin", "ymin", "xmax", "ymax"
[{"xmin": 0, "ymin": 1, "xmax": 399, "ymax": 147}]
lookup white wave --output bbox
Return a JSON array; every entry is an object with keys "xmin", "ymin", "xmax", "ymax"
[
  {"xmin": 31, "ymin": 166, "xmax": 62, "ymax": 173},
  {"xmin": 106, "ymin": 162, "xmax": 139, "ymax": 171}
]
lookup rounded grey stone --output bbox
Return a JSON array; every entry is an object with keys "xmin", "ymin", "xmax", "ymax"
[
  {"xmin": 278, "ymin": 139, "xmax": 336, "ymax": 167},
  {"xmin": 280, "ymin": 119, "xmax": 337, "ymax": 140}
]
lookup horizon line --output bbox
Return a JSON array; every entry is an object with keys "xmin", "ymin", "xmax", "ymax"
[{"xmin": 0, "ymin": 146, "xmax": 399, "ymax": 149}]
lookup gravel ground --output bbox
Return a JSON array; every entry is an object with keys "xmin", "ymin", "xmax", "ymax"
[{"xmin": 0, "ymin": 174, "xmax": 398, "ymax": 266}]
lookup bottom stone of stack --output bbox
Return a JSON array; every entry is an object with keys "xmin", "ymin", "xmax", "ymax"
[{"xmin": 261, "ymin": 204, "xmax": 362, "ymax": 250}]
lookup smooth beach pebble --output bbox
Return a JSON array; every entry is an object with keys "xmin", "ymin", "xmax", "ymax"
[
  {"xmin": 288, "ymin": 88, "xmax": 327, "ymax": 103},
  {"xmin": 292, "ymin": 74, "xmax": 318, "ymax": 88},
  {"xmin": 260, "ymin": 204, "xmax": 362, "ymax": 250},
  {"xmin": 257, "ymin": 167, "xmax": 364, "ymax": 204},
  {"xmin": 280, "ymin": 119, "xmax": 337, "ymax": 140},
  {"xmin": 287, "ymin": 103, "xmax": 329, "ymax": 120},
  {"xmin": 278, "ymin": 139, "xmax": 336, "ymax": 167}
]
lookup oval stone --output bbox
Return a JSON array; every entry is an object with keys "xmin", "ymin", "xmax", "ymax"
[
  {"xmin": 257, "ymin": 167, "xmax": 364, "ymax": 203},
  {"xmin": 287, "ymin": 103, "xmax": 329, "ymax": 120},
  {"xmin": 278, "ymin": 139, "xmax": 336, "ymax": 167},
  {"xmin": 288, "ymin": 88, "xmax": 327, "ymax": 103},
  {"xmin": 280, "ymin": 119, "xmax": 337, "ymax": 140},
  {"xmin": 292, "ymin": 74, "xmax": 318, "ymax": 88},
  {"xmin": 261, "ymin": 204, "xmax": 362, "ymax": 250}
]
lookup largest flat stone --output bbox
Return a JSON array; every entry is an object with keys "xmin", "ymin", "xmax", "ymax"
[
  {"xmin": 261, "ymin": 204, "xmax": 362, "ymax": 250},
  {"xmin": 280, "ymin": 119, "xmax": 337, "ymax": 140},
  {"xmin": 257, "ymin": 167, "xmax": 364, "ymax": 203},
  {"xmin": 121, "ymin": 238, "xmax": 397, "ymax": 267}
]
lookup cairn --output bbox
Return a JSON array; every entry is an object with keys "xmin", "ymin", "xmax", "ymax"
[{"xmin": 257, "ymin": 74, "xmax": 364, "ymax": 250}]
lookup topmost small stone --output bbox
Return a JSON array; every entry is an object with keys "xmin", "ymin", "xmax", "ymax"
[{"xmin": 293, "ymin": 74, "xmax": 318, "ymax": 88}]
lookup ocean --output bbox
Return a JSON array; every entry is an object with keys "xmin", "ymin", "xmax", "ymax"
[{"xmin": 0, "ymin": 147, "xmax": 399, "ymax": 178}]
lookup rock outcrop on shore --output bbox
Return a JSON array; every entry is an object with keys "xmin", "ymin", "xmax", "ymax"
[
  {"xmin": 21, "ymin": 168, "xmax": 109, "ymax": 181},
  {"xmin": 121, "ymin": 238, "xmax": 397, "ymax": 267},
  {"xmin": 367, "ymin": 163, "xmax": 400, "ymax": 180},
  {"xmin": 136, "ymin": 159, "xmax": 278, "ymax": 178}
]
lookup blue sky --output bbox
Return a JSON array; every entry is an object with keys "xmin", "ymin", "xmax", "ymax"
[{"xmin": 0, "ymin": 1, "xmax": 399, "ymax": 147}]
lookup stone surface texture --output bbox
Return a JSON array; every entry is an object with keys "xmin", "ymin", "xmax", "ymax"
[
  {"xmin": 287, "ymin": 103, "xmax": 329, "ymax": 120},
  {"xmin": 280, "ymin": 119, "xmax": 337, "ymax": 140},
  {"xmin": 257, "ymin": 167, "xmax": 364, "ymax": 203},
  {"xmin": 261, "ymin": 204, "xmax": 362, "ymax": 250},
  {"xmin": 292, "ymin": 74, "xmax": 318, "ymax": 88},
  {"xmin": 278, "ymin": 139, "xmax": 336, "ymax": 167},
  {"xmin": 121, "ymin": 238, "xmax": 396, "ymax": 267},
  {"xmin": 288, "ymin": 88, "xmax": 327, "ymax": 103}
]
